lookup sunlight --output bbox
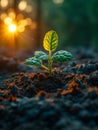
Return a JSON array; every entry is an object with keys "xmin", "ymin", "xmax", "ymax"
[
  {"xmin": 4, "ymin": 17, "xmax": 12, "ymax": 25},
  {"xmin": 8, "ymin": 23, "xmax": 17, "ymax": 33}
]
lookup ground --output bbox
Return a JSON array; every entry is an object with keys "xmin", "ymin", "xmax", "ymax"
[{"xmin": 0, "ymin": 47, "xmax": 98, "ymax": 130}]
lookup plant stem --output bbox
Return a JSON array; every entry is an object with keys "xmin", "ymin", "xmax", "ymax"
[
  {"xmin": 48, "ymin": 51, "xmax": 53, "ymax": 75},
  {"xmin": 41, "ymin": 64, "xmax": 49, "ymax": 71}
]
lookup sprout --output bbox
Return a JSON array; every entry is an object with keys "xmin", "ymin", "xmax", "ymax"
[{"xmin": 24, "ymin": 30, "xmax": 73, "ymax": 75}]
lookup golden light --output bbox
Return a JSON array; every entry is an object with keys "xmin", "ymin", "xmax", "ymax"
[
  {"xmin": 17, "ymin": 14, "xmax": 24, "ymax": 20},
  {"xmin": 25, "ymin": 5, "xmax": 32, "ymax": 13},
  {"xmin": 4, "ymin": 17, "xmax": 12, "ymax": 25},
  {"xmin": 26, "ymin": 18, "xmax": 32, "ymax": 25},
  {"xmin": 17, "ymin": 25, "xmax": 25, "ymax": 32},
  {"xmin": 19, "ymin": 19, "xmax": 28, "ymax": 26},
  {"xmin": 8, "ymin": 23, "xmax": 17, "ymax": 33},
  {"xmin": 1, "ymin": 0, "xmax": 8, "ymax": 8},
  {"xmin": 1, "ymin": 14, "xmax": 34, "ymax": 49},
  {"xmin": 1, "ymin": 13, "xmax": 7, "ymax": 21},
  {"xmin": 8, "ymin": 12, "xmax": 16, "ymax": 20},
  {"xmin": 18, "ymin": 1, "xmax": 27, "ymax": 11}
]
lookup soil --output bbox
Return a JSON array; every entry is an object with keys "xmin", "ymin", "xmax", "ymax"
[{"xmin": 0, "ymin": 47, "xmax": 98, "ymax": 130}]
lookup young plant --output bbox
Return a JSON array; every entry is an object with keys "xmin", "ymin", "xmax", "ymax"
[{"xmin": 24, "ymin": 30, "xmax": 73, "ymax": 75}]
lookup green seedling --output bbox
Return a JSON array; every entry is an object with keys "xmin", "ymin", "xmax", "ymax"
[{"xmin": 24, "ymin": 30, "xmax": 73, "ymax": 75}]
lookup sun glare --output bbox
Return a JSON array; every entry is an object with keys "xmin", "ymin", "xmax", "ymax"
[
  {"xmin": 8, "ymin": 23, "xmax": 17, "ymax": 33},
  {"xmin": 4, "ymin": 17, "xmax": 12, "ymax": 25}
]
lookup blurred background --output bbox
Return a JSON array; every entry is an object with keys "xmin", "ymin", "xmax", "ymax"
[{"xmin": 0, "ymin": 0, "xmax": 98, "ymax": 53}]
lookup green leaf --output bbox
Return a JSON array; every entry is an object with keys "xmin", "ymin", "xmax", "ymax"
[
  {"xmin": 34, "ymin": 51, "xmax": 49, "ymax": 60},
  {"xmin": 52, "ymin": 50, "xmax": 73, "ymax": 62},
  {"xmin": 43, "ymin": 30, "xmax": 58, "ymax": 52},
  {"xmin": 24, "ymin": 57, "xmax": 41, "ymax": 66}
]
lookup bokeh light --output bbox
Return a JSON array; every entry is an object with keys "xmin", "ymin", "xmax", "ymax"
[
  {"xmin": 18, "ymin": 1, "xmax": 27, "ymax": 11},
  {"xmin": 17, "ymin": 25, "xmax": 25, "ymax": 33},
  {"xmin": 18, "ymin": 19, "xmax": 28, "ymax": 27},
  {"xmin": 26, "ymin": 18, "xmax": 32, "ymax": 25},
  {"xmin": 0, "ymin": 0, "xmax": 40, "ymax": 49},
  {"xmin": 1, "ymin": 13, "xmax": 7, "ymax": 21},
  {"xmin": 53, "ymin": 0, "xmax": 64, "ymax": 4},
  {"xmin": 4, "ymin": 17, "xmax": 12, "ymax": 25},
  {"xmin": 25, "ymin": 5, "xmax": 32, "ymax": 13},
  {"xmin": 8, "ymin": 11, "xmax": 16, "ymax": 20},
  {"xmin": 2, "ymin": 15, "xmax": 33, "ymax": 34},
  {"xmin": 1, "ymin": 0, "xmax": 8, "ymax": 8},
  {"xmin": 17, "ymin": 14, "xmax": 24, "ymax": 21}
]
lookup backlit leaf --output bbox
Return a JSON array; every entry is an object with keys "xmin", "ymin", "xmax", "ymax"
[{"xmin": 43, "ymin": 30, "xmax": 58, "ymax": 52}]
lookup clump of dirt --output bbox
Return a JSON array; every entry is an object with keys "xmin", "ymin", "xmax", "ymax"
[{"xmin": 0, "ymin": 47, "xmax": 98, "ymax": 130}]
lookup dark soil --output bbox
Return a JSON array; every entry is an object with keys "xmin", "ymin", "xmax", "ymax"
[{"xmin": 0, "ymin": 47, "xmax": 98, "ymax": 130}]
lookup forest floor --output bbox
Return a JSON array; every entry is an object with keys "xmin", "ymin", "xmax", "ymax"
[{"xmin": 0, "ymin": 47, "xmax": 98, "ymax": 130}]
